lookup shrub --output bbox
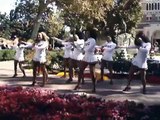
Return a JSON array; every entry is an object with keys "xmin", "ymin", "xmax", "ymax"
[
  {"xmin": 0, "ymin": 86, "xmax": 160, "ymax": 120},
  {"xmin": 0, "ymin": 49, "xmax": 15, "ymax": 61}
]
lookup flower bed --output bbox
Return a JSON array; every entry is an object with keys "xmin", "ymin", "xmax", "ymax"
[{"xmin": 0, "ymin": 86, "xmax": 160, "ymax": 120}]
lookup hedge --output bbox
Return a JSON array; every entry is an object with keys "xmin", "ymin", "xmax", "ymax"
[{"xmin": 0, "ymin": 49, "xmax": 15, "ymax": 61}]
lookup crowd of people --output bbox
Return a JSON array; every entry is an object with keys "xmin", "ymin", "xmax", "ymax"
[{"xmin": 2, "ymin": 29, "xmax": 151, "ymax": 94}]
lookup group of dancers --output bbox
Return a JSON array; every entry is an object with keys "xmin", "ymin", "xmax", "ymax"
[
  {"xmin": 54, "ymin": 29, "xmax": 151, "ymax": 94},
  {"xmin": 10, "ymin": 28, "xmax": 151, "ymax": 94},
  {"xmin": 11, "ymin": 32, "xmax": 49, "ymax": 87}
]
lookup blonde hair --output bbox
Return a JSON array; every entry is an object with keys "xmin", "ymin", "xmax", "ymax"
[{"xmin": 39, "ymin": 32, "xmax": 49, "ymax": 41}]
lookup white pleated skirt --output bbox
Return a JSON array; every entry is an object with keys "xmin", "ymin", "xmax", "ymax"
[{"xmin": 82, "ymin": 52, "xmax": 98, "ymax": 63}]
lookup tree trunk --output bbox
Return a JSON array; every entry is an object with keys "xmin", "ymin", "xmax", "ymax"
[{"xmin": 31, "ymin": 14, "xmax": 42, "ymax": 40}]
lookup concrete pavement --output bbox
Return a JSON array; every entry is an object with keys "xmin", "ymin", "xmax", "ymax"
[{"xmin": 0, "ymin": 60, "xmax": 160, "ymax": 105}]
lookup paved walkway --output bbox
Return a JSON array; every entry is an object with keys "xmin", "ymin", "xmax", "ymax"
[{"xmin": 0, "ymin": 60, "xmax": 160, "ymax": 105}]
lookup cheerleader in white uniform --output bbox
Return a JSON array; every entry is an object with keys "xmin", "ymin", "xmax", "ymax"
[
  {"xmin": 66, "ymin": 34, "xmax": 85, "ymax": 83},
  {"xmin": 62, "ymin": 38, "xmax": 73, "ymax": 78},
  {"xmin": 99, "ymin": 36, "xmax": 116, "ymax": 84},
  {"xmin": 12, "ymin": 37, "xmax": 31, "ymax": 78},
  {"xmin": 123, "ymin": 32, "xmax": 151, "ymax": 94},
  {"xmin": 74, "ymin": 29, "xmax": 98, "ymax": 92},
  {"xmin": 53, "ymin": 36, "xmax": 73, "ymax": 78},
  {"xmin": 32, "ymin": 32, "xmax": 49, "ymax": 87}
]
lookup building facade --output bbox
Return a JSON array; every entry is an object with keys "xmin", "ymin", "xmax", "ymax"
[{"xmin": 138, "ymin": 0, "xmax": 160, "ymax": 45}]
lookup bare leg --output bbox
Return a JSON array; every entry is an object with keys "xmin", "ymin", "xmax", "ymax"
[
  {"xmin": 19, "ymin": 62, "xmax": 26, "ymax": 77},
  {"xmin": 89, "ymin": 64, "xmax": 96, "ymax": 92},
  {"xmin": 74, "ymin": 61, "xmax": 88, "ymax": 90},
  {"xmin": 13, "ymin": 60, "xmax": 18, "ymax": 77},
  {"xmin": 66, "ymin": 59, "xmax": 73, "ymax": 83},
  {"xmin": 63, "ymin": 64, "xmax": 66, "ymax": 78},
  {"xmin": 63, "ymin": 58, "xmax": 69, "ymax": 78},
  {"xmin": 108, "ymin": 62, "xmax": 113, "ymax": 84},
  {"xmin": 140, "ymin": 69, "xmax": 146, "ymax": 94},
  {"xmin": 123, "ymin": 65, "xmax": 137, "ymax": 91},
  {"xmin": 32, "ymin": 61, "xmax": 37, "ymax": 86},
  {"xmin": 37, "ymin": 67, "xmax": 41, "ymax": 76},
  {"xmin": 100, "ymin": 60, "xmax": 105, "ymax": 81},
  {"xmin": 41, "ymin": 64, "xmax": 48, "ymax": 87},
  {"xmin": 77, "ymin": 60, "xmax": 85, "ymax": 84}
]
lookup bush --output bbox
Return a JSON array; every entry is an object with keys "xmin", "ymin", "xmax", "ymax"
[
  {"xmin": 0, "ymin": 86, "xmax": 160, "ymax": 120},
  {"xmin": 0, "ymin": 49, "xmax": 15, "ymax": 61}
]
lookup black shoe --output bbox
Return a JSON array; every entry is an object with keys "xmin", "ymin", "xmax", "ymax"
[
  {"xmin": 22, "ymin": 75, "xmax": 26, "ymax": 78},
  {"xmin": 31, "ymin": 81, "xmax": 37, "ymax": 86},
  {"xmin": 74, "ymin": 85, "xmax": 81, "ymax": 90},
  {"xmin": 12, "ymin": 74, "xmax": 17, "ymax": 78},
  {"xmin": 123, "ymin": 86, "xmax": 131, "ymax": 91}
]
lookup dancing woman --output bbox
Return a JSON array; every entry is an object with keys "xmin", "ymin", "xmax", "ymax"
[
  {"xmin": 66, "ymin": 34, "xmax": 85, "ymax": 83},
  {"xmin": 12, "ymin": 36, "xmax": 31, "ymax": 78},
  {"xmin": 122, "ymin": 32, "xmax": 151, "ymax": 94},
  {"xmin": 74, "ymin": 28, "xmax": 98, "ymax": 92},
  {"xmin": 53, "ymin": 36, "xmax": 73, "ymax": 78},
  {"xmin": 32, "ymin": 32, "xmax": 49, "ymax": 87},
  {"xmin": 99, "ymin": 36, "xmax": 116, "ymax": 84}
]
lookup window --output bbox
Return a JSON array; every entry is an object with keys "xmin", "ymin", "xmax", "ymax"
[
  {"xmin": 155, "ymin": 3, "xmax": 157, "ymax": 10},
  {"xmin": 146, "ymin": 3, "xmax": 149, "ymax": 10},
  {"xmin": 149, "ymin": 3, "xmax": 152, "ymax": 10},
  {"xmin": 152, "ymin": 3, "xmax": 154, "ymax": 10}
]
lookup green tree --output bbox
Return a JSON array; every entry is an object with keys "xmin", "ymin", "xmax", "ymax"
[
  {"xmin": 12, "ymin": 0, "xmax": 61, "ymax": 39},
  {"xmin": 105, "ymin": 0, "xmax": 142, "ymax": 39},
  {"xmin": 56, "ymin": 0, "xmax": 113, "ymax": 32}
]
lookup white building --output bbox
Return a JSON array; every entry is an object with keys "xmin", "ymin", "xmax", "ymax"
[{"xmin": 138, "ymin": 0, "xmax": 160, "ymax": 45}]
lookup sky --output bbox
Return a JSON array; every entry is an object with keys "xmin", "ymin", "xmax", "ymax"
[{"xmin": 0, "ymin": 0, "xmax": 16, "ymax": 14}]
